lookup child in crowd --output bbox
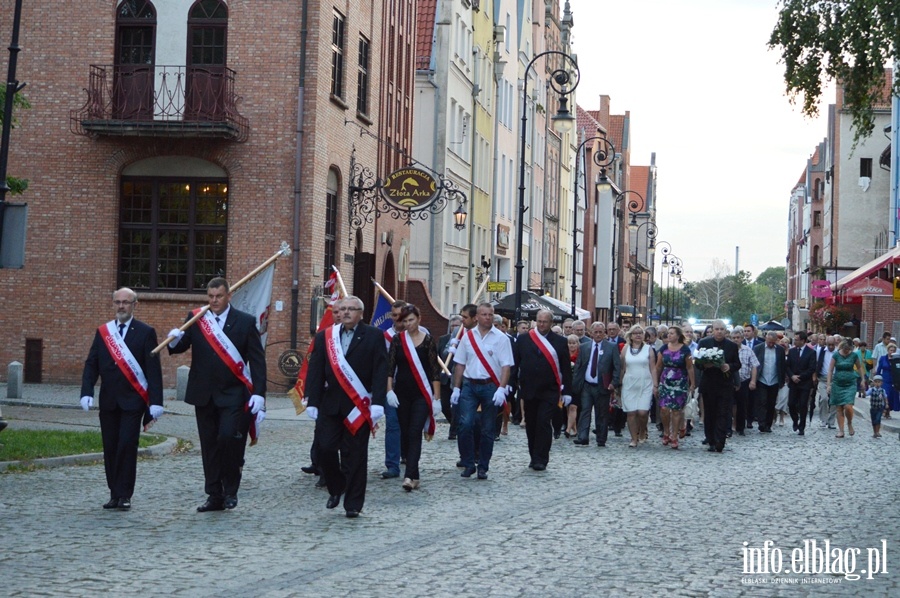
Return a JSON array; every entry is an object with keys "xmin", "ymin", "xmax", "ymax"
[{"xmin": 867, "ymin": 374, "xmax": 887, "ymax": 438}]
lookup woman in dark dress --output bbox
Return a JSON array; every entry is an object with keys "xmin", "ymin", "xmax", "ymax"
[{"xmin": 386, "ymin": 305, "xmax": 441, "ymax": 491}]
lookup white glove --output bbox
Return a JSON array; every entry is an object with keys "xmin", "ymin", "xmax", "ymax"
[
  {"xmin": 80, "ymin": 396, "xmax": 93, "ymax": 411},
  {"xmin": 248, "ymin": 394, "xmax": 265, "ymax": 414},
  {"xmin": 306, "ymin": 406, "xmax": 318, "ymax": 420},
  {"xmin": 370, "ymin": 404, "xmax": 385, "ymax": 423},
  {"xmin": 149, "ymin": 405, "xmax": 164, "ymax": 420},
  {"xmin": 561, "ymin": 395, "xmax": 572, "ymax": 407},
  {"xmin": 432, "ymin": 398, "xmax": 443, "ymax": 418},
  {"xmin": 386, "ymin": 390, "xmax": 400, "ymax": 408},
  {"xmin": 449, "ymin": 338, "xmax": 460, "ymax": 348},
  {"xmin": 167, "ymin": 328, "xmax": 185, "ymax": 348},
  {"xmin": 450, "ymin": 387, "xmax": 461, "ymax": 405},
  {"xmin": 255, "ymin": 410, "xmax": 266, "ymax": 425},
  {"xmin": 492, "ymin": 386, "xmax": 508, "ymax": 407}
]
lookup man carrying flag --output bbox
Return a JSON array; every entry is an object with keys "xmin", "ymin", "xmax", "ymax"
[
  {"xmin": 305, "ymin": 295, "xmax": 388, "ymax": 518},
  {"xmin": 512, "ymin": 309, "xmax": 572, "ymax": 471},
  {"xmin": 167, "ymin": 277, "xmax": 267, "ymax": 512}
]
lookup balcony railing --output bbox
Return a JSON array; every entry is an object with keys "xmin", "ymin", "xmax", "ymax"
[{"xmin": 71, "ymin": 64, "xmax": 248, "ymax": 142}]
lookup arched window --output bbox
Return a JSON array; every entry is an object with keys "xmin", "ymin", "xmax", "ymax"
[
  {"xmin": 119, "ymin": 156, "xmax": 228, "ymax": 291},
  {"xmin": 812, "ymin": 245, "xmax": 820, "ymax": 268},
  {"xmin": 186, "ymin": 0, "xmax": 228, "ymax": 120},
  {"xmin": 325, "ymin": 168, "xmax": 340, "ymax": 281},
  {"xmin": 114, "ymin": 1, "xmax": 156, "ymax": 119}
]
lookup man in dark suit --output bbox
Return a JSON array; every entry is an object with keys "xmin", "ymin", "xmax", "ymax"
[
  {"xmin": 437, "ymin": 315, "xmax": 463, "ymax": 439},
  {"xmin": 753, "ymin": 331, "xmax": 785, "ymax": 432},
  {"xmin": 786, "ymin": 330, "xmax": 817, "ymax": 435},
  {"xmin": 168, "ymin": 277, "xmax": 267, "ymax": 512},
  {"xmin": 697, "ymin": 320, "xmax": 741, "ymax": 452},
  {"xmin": 743, "ymin": 324, "xmax": 763, "ymax": 349},
  {"xmin": 305, "ymin": 295, "xmax": 388, "ymax": 518},
  {"xmin": 571, "ymin": 322, "xmax": 621, "ymax": 447},
  {"xmin": 513, "ymin": 309, "xmax": 573, "ymax": 470},
  {"xmin": 81, "ymin": 287, "xmax": 164, "ymax": 510},
  {"xmin": 606, "ymin": 321, "xmax": 627, "ymax": 437}
]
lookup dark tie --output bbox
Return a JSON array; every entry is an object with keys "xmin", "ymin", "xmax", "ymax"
[
  {"xmin": 215, "ymin": 316, "xmax": 221, "ymax": 327},
  {"xmin": 118, "ymin": 323, "xmax": 125, "ymax": 337},
  {"xmin": 590, "ymin": 342, "xmax": 599, "ymax": 378}
]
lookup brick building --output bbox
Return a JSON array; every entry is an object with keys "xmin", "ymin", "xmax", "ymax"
[{"xmin": 0, "ymin": 0, "xmax": 416, "ymax": 387}]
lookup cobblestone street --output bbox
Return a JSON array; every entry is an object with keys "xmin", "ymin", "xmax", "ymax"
[{"xmin": 0, "ymin": 390, "xmax": 897, "ymax": 597}]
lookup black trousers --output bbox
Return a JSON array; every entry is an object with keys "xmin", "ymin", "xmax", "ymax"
[
  {"xmin": 195, "ymin": 401, "xmax": 250, "ymax": 498},
  {"xmin": 398, "ymin": 397, "xmax": 430, "ymax": 480},
  {"xmin": 523, "ymin": 399, "xmax": 556, "ymax": 466},
  {"xmin": 99, "ymin": 406, "xmax": 145, "ymax": 499},
  {"xmin": 734, "ymin": 379, "xmax": 751, "ymax": 433},
  {"xmin": 755, "ymin": 383, "xmax": 780, "ymax": 431},
  {"xmin": 701, "ymin": 382, "xmax": 733, "ymax": 449},
  {"xmin": 788, "ymin": 384, "xmax": 811, "ymax": 432},
  {"xmin": 316, "ymin": 413, "xmax": 371, "ymax": 512},
  {"xmin": 577, "ymin": 384, "xmax": 610, "ymax": 445},
  {"xmin": 611, "ymin": 406, "xmax": 626, "ymax": 434}
]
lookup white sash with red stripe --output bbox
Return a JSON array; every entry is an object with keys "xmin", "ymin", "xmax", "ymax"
[
  {"xmin": 466, "ymin": 328, "xmax": 502, "ymax": 387},
  {"xmin": 194, "ymin": 309, "xmax": 258, "ymax": 443},
  {"xmin": 529, "ymin": 329, "xmax": 562, "ymax": 393},
  {"xmin": 384, "ymin": 327, "xmax": 397, "ymax": 351},
  {"xmin": 99, "ymin": 321, "xmax": 149, "ymax": 405},
  {"xmin": 400, "ymin": 331, "xmax": 436, "ymax": 438},
  {"xmin": 195, "ymin": 309, "xmax": 254, "ymax": 392},
  {"xmin": 326, "ymin": 324, "xmax": 373, "ymax": 435}
]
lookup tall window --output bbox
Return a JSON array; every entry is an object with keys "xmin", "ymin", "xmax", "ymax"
[
  {"xmin": 357, "ymin": 35, "xmax": 370, "ymax": 115},
  {"xmin": 114, "ymin": 1, "xmax": 156, "ymax": 119},
  {"xmin": 119, "ymin": 177, "xmax": 228, "ymax": 291},
  {"xmin": 860, "ymin": 157, "xmax": 873, "ymax": 178},
  {"xmin": 331, "ymin": 10, "xmax": 346, "ymax": 99},
  {"xmin": 325, "ymin": 168, "xmax": 339, "ymax": 281}
]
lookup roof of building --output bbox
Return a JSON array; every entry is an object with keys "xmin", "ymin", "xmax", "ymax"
[
  {"xmin": 630, "ymin": 165, "xmax": 650, "ymax": 204},
  {"xmin": 607, "ymin": 114, "xmax": 626, "ymax": 154},
  {"xmin": 576, "ymin": 104, "xmax": 605, "ymax": 136},
  {"xmin": 415, "ymin": 0, "xmax": 437, "ymax": 71}
]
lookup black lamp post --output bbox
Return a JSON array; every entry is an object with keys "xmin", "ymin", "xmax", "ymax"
[
  {"xmin": 632, "ymin": 221, "xmax": 657, "ymax": 323},
  {"xmin": 515, "ymin": 50, "xmax": 580, "ymax": 322},
  {"xmin": 571, "ymin": 134, "xmax": 615, "ymax": 317},
  {"xmin": 656, "ymin": 241, "xmax": 671, "ymax": 323},
  {"xmin": 667, "ymin": 256, "xmax": 683, "ymax": 325},
  {"xmin": 608, "ymin": 189, "xmax": 645, "ymax": 321}
]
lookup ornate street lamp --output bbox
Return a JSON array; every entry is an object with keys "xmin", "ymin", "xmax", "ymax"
[
  {"xmin": 608, "ymin": 188, "xmax": 645, "ymax": 321},
  {"xmin": 571, "ymin": 134, "xmax": 615, "ymax": 317},
  {"xmin": 515, "ymin": 50, "xmax": 580, "ymax": 322}
]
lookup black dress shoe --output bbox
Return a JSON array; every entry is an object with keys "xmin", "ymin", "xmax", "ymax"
[
  {"xmin": 381, "ymin": 470, "xmax": 400, "ymax": 479},
  {"xmin": 117, "ymin": 497, "xmax": 131, "ymax": 510},
  {"xmin": 553, "ymin": 432, "xmax": 561, "ymax": 440},
  {"xmin": 737, "ymin": 430, "xmax": 745, "ymax": 436},
  {"xmin": 573, "ymin": 439, "xmax": 589, "ymax": 446},
  {"xmin": 456, "ymin": 459, "xmax": 465, "ymax": 468},
  {"xmin": 798, "ymin": 429, "xmax": 805, "ymax": 436},
  {"xmin": 716, "ymin": 443, "xmax": 725, "ymax": 452},
  {"xmin": 793, "ymin": 422, "xmax": 799, "ymax": 431},
  {"xmin": 528, "ymin": 461, "xmax": 535, "ymax": 469},
  {"xmin": 726, "ymin": 431, "xmax": 733, "ymax": 438},
  {"xmin": 701, "ymin": 438, "xmax": 709, "ymax": 445},
  {"xmin": 103, "ymin": 498, "xmax": 119, "ymax": 510},
  {"xmin": 224, "ymin": 495, "xmax": 238, "ymax": 509},
  {"xmin": 345, "ymin": 510, "xmax": 360, "ymax": 518},
  {"xmin": 707, "ymin": 446, "xmax": 717, "ymax": 452},
  {"xmin": 477, "ymin": 469, "xmax": 488, "ymax": 480},
  {"xmin": 197, "ymin": 498, "xmax": 225, "ymax": 512},
  {"xmin": 400, "ymin": 457, "xmax": 407, "ymax": 465},
  {"xmin": 461, "ymin": 466, "xmax": 476, "ymax": 478},
  {"xmin": 326, "ymin": 494, "xmax": 341, "ymax": 509},
  {"xmin": 614, "ymin": 431, "xmax": 623, "ymax": 437},
  {"xmin": 315, "ymin": 477, "xmax": 327, "ymax": 489},
  {"xmin": 300, "ymin": 465, "xmax": 318, "ymax": 475},
  {"xmin": 532, "ymin": 463, "xmax": 546, "ymax": 471}
]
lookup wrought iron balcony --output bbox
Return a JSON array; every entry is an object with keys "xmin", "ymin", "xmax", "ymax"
[{"xmin": 70, "ymin": 64, "xmax": 248, "ymax": 142}]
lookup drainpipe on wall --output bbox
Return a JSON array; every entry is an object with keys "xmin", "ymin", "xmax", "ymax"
[{"xmin": 290, "ymin": 0, "xmax": 310, "ymax": 348}]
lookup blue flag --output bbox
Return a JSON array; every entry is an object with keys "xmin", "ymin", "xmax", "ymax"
[{"xmin": 370, "ymin": 293, "xmax": 393, "ymax": 331}]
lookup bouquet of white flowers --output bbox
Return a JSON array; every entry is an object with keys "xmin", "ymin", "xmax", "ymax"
[{"xmin": 693, "ymin": 347, "xmax": 725, "ymax": 369}]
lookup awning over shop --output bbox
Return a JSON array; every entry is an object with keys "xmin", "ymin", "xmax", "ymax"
[
  {"xmin": 834, "ymin": 245, "xmax": 900, "ymax": 291},
  {"xmin": 540, "ymin": 294, "xmax": 591, "ymax": 321}
]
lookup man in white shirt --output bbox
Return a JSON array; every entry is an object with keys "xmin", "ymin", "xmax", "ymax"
[{"xmin": 451, "ymin": 303, "xmax": 514, "ymax": 480}]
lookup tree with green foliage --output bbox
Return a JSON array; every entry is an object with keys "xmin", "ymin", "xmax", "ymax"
[
  {"xmin": 769, "ymin": 0, "xmax": 899, "ymax": 148},
  {"xmin": 754, "ymin": 266, "xmax": 787, "ymax": 321},
  {"xmin": 0, "ymin": 86, "xmax": 30, "ymax": 195}
]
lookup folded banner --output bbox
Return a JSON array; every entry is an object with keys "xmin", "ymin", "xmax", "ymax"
[
  {"xmin": 231, "ymin": 263, "xmax": 275, "ymax": 346},
  {"xmin": 288, "ymin": 271, "xmax": 339, "ymax": 413}
]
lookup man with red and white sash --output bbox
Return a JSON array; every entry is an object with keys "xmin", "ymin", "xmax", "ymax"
[
  {"xmin": 451, "ymin": 302, "xmax": 514, "ymax": 480},
  {"xmin": 306, "ymin": 295, "xmax": 388, "ymax": 518},
  {"xmin": 513, "ymin": 309, "xmax": 573, "ymax": 471},
  {"xmin": 168, "ymin": 277, "xmax": 267, "ymax": 512},
  {"xmin": 81, "ymin": 288, "xmax": 163, "ymax": 510}
]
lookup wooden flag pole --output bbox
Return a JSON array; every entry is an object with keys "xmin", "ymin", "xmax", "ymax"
[
  {"xmin": 438, "ymin": 275, "xmax": 491, "ymax": 371},
  {"xmin": 332, "ymin": 264, "xmax": 349, "ymax": 298},
  {"xmin": 152, "ymin": 242, "xmax": 291, "ymax": 354}
]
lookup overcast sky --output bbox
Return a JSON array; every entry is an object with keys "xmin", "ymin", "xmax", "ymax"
[{"xmin": 571, "ymin": 0, "xmax": 832, "ymax": 282}]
